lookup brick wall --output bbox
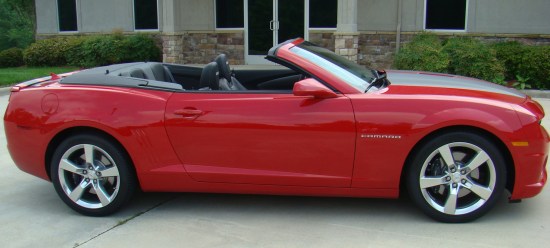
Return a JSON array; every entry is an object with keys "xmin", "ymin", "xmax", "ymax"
[
  {"xmin": 308, "ymin": 31, "xmax": 335, "ymax": 50},
  {"xmin": 162, "ymin": 31, "xmax": 244, "ymax": 65}
]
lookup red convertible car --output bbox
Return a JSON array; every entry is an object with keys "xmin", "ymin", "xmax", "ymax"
[{"xmin": 4, "ymin": 38, "xmax": 548, "ymax": 222}]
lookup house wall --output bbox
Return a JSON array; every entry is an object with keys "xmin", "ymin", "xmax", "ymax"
[
  {"xmin": 80, "ymin": 0, "xmax": 135, "ymax": 33},
  {"xmin": 36, "ymin": 0, "xmax": 550, "ymax": 66},
  {"xmin": 36, "ymin": 0, "xmax": 59, "ymax": 34},
  {"xmin": 36, "ymin": 0, "xmax": 165, "ymax": 34},
  {"xmin": 472, "ymin": 0, "xmax": 550, "ymax": 34},
  {"xmin": 357, "ymin": 0, "xmax": 550, "ymax": 34},
  {"xmin": 163, "ymin": 0, "xmax": 214, "ymax": 32}
]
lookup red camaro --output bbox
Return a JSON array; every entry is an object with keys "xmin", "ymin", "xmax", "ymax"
[{"xmin": 4, "ymin": 38, "xmax": 548, "ymax": 222}]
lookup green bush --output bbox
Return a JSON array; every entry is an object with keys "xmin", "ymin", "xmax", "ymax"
[
  {"xmin": 23, "ymin": 37, "xmax": 76, "ymax": 66},
  {"xmin": 23, "ymin": 34, "xmax": 161, "ymax": 67},
  {"xmin": 518, "ymin": 46, "xmax": 550, "ymax": 89},
  {"xmin": 0, "ymin": 47, "xmax": 24, "ymax": 67},
  {"xmin": 120, "ymin": 34, "xmax": 162, "ymax": 62},
  {"xmin": 394, "ymin": 33, "xmax": 449, "ymax": 73},
  {"xmin": 66, "ymin": 34, "xmax": 161, "ymax": 67},
  {"xmin": 442, "ymin": 37, "xmax": 505, "ymax": 82},
  {"xmin": 491, "ymin": 41, "xmax": 527, "ymax": 80},
  {"xmin": 71, "ymin": 35, "xmax": 125, "ymax": 67}
]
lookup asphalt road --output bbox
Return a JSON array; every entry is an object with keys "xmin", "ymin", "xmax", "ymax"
[{"xmin": 1, "ymin": 94, "xmax": 549, "ymax": 248}]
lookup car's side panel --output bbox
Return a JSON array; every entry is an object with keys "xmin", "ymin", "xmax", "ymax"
[
  {"xmin": 347, "ymin": 90, "xmax": 526, "ymax": 190},
  {"xmin": 164, "ymin": 92, "xmax": 357, "ymax": 187},
  {"xmin": 4, "ymin": 84, "xmax": 185, "ymax": 189}
]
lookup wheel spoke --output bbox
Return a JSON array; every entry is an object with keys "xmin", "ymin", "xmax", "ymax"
[
  {"xmin": 92, "ymin": 182, "xmax": 112, "ymax": 206},
  {"xmin": 444, "ymin": 186, "xmax": 459, "ymax": 214},
  {"xmin": 59, "ymin": 159, "xmax": 86, "ymax": 176},
  {"xmin": 465, "ymin": 151, "xmax": 490, "ymax": 172},
  {"xmin": 84, "ymin": 144, "xmax": 95, "ymax": 165},
  {"xmin": 466, "ymin": 181, "xmax": 493, "ymax": 200},
  {"xmin": 420, "ymin": 176, "xmax": 448, "ymax": 189},
  {"xmin": 99, "ymin": 167, "xmax": 119, "ymax": 178},
  {"xmin": 69, "ymin": 179, "xmax": 91, "ymax": 202},
  {"xmin": 438, "ymin": 145, "xmax": 455, "ymax": 167}
]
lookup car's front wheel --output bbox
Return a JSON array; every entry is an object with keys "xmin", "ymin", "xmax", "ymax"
[
  {"xmin": 406, "ymin": 132, "xmax": 506, "ymax": 223},
  {"xmin": 51, "ymin": 134, "xmax": 136, "ymax": 216}
]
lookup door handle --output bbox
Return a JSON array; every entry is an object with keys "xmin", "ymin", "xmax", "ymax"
[
  {"xmin": 174, "ymin": 109, "xmax": 204, "ymax": 118},
  {"xmin": 270, "ymin": 20, "xmax": 274, "ymax": 30}
]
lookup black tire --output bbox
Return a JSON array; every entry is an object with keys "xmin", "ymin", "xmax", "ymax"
[
  {"xmin": 51, "ymin": 134, "xmax": 137, "ymax": 216},
  {"xmin": 406, "ymin": 131, "xmax": 506, "ymax": 223}
]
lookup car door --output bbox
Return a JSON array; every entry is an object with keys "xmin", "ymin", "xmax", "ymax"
[{"xmin": 164, "ymin": 91, "xmax": 356, "ymax": 187}]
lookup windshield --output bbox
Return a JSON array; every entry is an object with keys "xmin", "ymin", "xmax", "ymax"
[{"xmin": 290, "ymin": 41, "xmax": 376, "ymax": 92}]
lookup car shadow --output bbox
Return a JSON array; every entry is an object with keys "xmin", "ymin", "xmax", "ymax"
[
  {"xmin": 126, "ymin": 190, "xmax": 535, "ymax": 224},
  {"xmin": 19, "ymin": 181, "xmax": 540, "ymax": 224}
]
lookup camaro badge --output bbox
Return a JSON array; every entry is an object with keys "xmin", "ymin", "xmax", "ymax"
[{"xmin": 361, "ymin": 134, "xmax": 402, "ymax": 139}]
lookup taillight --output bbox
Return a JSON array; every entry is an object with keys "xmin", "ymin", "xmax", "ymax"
[{"xmin": 11, "ymin": 86, "xmax": 21, "ymax": 92}]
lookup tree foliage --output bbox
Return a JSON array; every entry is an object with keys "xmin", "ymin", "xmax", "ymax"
[{"xmin": 0, "ymin": 0, "xmax": 35, "ymax": 50}]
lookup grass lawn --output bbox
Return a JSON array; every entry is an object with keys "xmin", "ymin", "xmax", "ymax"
[{"xmin": 0, "ymin": 66, "xmax": 80, "ymax": 87}]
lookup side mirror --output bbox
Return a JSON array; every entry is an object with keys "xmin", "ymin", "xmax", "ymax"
[{"xmin": 293, "ymin": 78, "xmax": 338, "ymax": 99}]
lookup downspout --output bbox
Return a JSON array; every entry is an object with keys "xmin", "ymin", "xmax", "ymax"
[{"xmin": 396, "ymin": 0, "xmax": 403, "ymax": 53}]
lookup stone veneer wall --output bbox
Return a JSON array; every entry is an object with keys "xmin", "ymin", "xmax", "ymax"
[
  {"xmin": 308, "ymin": 31, "xmax": 335, "ymax": 51},
  {"xmin": 334, "ymin": 34, "xmax": 359, "ymax": 62},
  {"xmin": 162, "ymin": 31, "xmax": 244, "ymax": 65},
  {"xmin": 358, "ymin": 33, "xmax": 412, "ymax": 69}
]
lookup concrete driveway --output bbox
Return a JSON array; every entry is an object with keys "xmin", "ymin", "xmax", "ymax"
[{"xmin": 0, "ymin": 94, "xmax": 549, "ymax": 248}]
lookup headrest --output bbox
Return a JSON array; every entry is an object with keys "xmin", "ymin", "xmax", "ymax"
[
  {"xmin": 129, "ymin": 69, "xmax": 147, "ymax": 79},
  {"xmin": 199, "ymin": 62, "xmax": 220, "ymax": 90},
  {"xmin": 214, "ymin": 54, "xmax": 232, "ymax": 81}
]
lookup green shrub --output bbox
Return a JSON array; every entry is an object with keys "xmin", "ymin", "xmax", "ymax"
[
  {"xmin": 491, "ymin": 41, "xmax": 527, "ymax": 80},
  {"xmin": 442, "ymin": 37, "xmax": 505, "ymax": 82},
  {"xmin": 0, "ymin": 47, "xmax": 24, "ymax": 67},
  {"xmin": 66, "ymin": 34, "xmax": 161, "ymax": 67},
  {"xmin": 64, "ymin": 37, "xmax": 88, "ymax": 67},
  {"xmin": 73, "ymin": 35, "xmax": 125, "ymax": 67},
  {"xmin": 122, "ymin": 34, "xmax": 162, "ymax": 62},
  {"xmin": 394, "ymin": 33, "xmax": 449, "ymax": 73},
  {"xmin": 518, "ymin": 46, "xmax": 550, "ymax": 89},
  {"xmin": 23, "ymin": 37, "xmax": 75, "ymax": 66},
  {"xmin": 24, "ymin": 34, "xmax": 161, "ymax": 67}
]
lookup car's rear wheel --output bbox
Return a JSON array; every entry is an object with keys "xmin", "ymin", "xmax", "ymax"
[
  {"xmin": 406, "ymin": 132, "xmax": 506, "ymax": 223},
  {"xmin": 51, "ymin": 134, "xmax": 136, "ymax": 216}
]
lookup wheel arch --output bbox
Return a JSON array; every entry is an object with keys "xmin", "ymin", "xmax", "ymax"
[
  {"xmin": 45, "ymin": 126, "xmax": 137, "ymax": 183},
  {"xmin": 399, "ymin": 125, "xmax": 515, "ymax": 197}
]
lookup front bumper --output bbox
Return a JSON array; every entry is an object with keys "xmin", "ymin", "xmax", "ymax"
[{"xmin": 510, "ymin": 124, "xmax": 549, "ymax": 200}]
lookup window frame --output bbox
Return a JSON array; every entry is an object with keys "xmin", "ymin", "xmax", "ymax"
[
  {"xmin": 57, "ymin": 0, "xmax": 79, "ymax": 33},
  {"xmin": 423, "ymin": 0, "xmax": 469, "ymax": 32},
  {"xmin": 214, "ymin": 0, "xmax": 245, "ymax": 31},
  {"xmin": 133, "ymin": 0, "xmax": 160, "ymax": 32}
]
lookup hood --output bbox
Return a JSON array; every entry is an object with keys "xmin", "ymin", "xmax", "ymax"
[{"xmin": 386, "ymin": 70, "xmax": 526, "ymax": 99}]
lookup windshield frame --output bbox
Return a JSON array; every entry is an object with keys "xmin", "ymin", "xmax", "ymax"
[{"xmin": 289, "ymin": 41, "xmax": 377, "ymax": 93}]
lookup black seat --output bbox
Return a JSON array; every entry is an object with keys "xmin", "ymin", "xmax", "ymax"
[
  {"xmin": 150, "ymin": 63, "xmax": 176, "ymax": 83},
  {"xmin": 129, "ymin": 69, "xmax": 147, "ymax": 79},
  {"xmin": 199, "ymin": 62, "xmax": 220, "ymax": 90},
  {"xmin": 214, "ymin": 54, "xmax": 246, "ymax": 90}
]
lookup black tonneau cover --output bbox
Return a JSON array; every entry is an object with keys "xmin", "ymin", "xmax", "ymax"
[{"xmin": 61, "ymin": 62, "xmax": 183, "ymax": 91}]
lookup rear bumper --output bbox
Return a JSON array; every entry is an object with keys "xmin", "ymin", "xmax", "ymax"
[{"xmin": 5, "ymin": 121, "xmax": 50, "ymax": 181}]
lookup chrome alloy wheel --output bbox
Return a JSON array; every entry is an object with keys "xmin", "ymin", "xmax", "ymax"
[
  {"xmin": 58, "ymin": 144, "xmax": 121, "ymax": 209},
  {"xmin": 419, "ymin": 142, "xmax": 496, "ymax": 215}
]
